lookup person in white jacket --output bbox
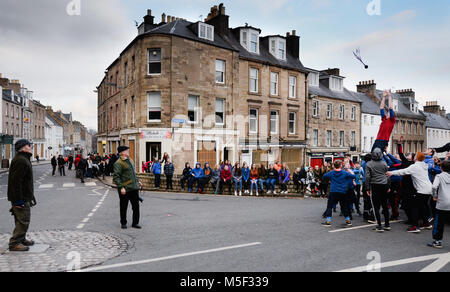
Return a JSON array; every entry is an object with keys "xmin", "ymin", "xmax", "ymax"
[
  {"xmin": 387, "ymin": 152, "xmax": 432, "ymax": 233},
  {"xmin": 428, "ymin": 161, "xmax": 450, "ymax": 249}
]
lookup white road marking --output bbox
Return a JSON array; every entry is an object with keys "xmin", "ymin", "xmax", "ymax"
[
  {"xmin": 337, "ymin": 252, "xmax": 450, "ymax": 272},
  {"xmin": 63, "ymin": 183, "xmax": 76, "ymax": 188},
  {"xmin": 77, "ymin": 242, "xmax": 263, "ymax": 272},
  {"xmin": 329, "ymin": 221, "xmax": 405, "ymax": 233},
  {"xmin": 77, "ymin": 188, "xmax": 109, "ymax": 230},
  {"xmin": 39, "ymin": 184, "xmax": 53, "ymax": 189},
  {"xmin": 84, "ymin": 182, "xmax": 97, "ymax": 187},
  {"xmin": 76, "ymin": 224, "xmax": 85, "ymax": 229}
]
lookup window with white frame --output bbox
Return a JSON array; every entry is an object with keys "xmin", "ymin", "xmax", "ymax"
[
  {"xmin": 278, "ymin": 40, "xmax": 286, "ymax": 60},
  {"xmin": 363, "ymin": 137, "xmax": 367, "ymax": 151},
  {"xmin": 249, "ymin": 109, "xmax": 258, "ymax": 134},
  {"xmin": 270, "ymin": 72, "xmax": 279, "ymax": 96},
  {"xmin": 330, "ymin": 77, "xmax": 343, "ymax": 91},
  {"xmin": 339, "ymin": 131, "xmax": 344, "ymax": 146},
  {"xmin": 289, "ymin": 112, "xmax": 296, "ymax": 135},
  {"xmin": 241, "ymin": 31, "xmax": 248, "ymax": 47},
  {"xmin": 308, "ymin": 72, "xmax": 319, "ymax": 87},
  {"xmin": 313, "ymin": 130, "xmax": 318, "ymax": 147},
  {"xmin": 313, "ymin": 100, "xmax": 319, "ymax": 117},
  {"xmin": 351, "ymin": 131, "xmax": 356, "ymax": 147},
  {"xmin": 270, "ymin": 111, "xmax": 279, "ymax": 135},
  {"xmin": 339, "ymin": 105, "xmax": 345, "ymax": 120},
  {"xmin": 327, "ymin": 130, "xmax": 332, "ymax": 147},
  {"xmin": 351, "ymin": 106, "xmax": 356, "ymax": 121},
  {"xmin": 249, "ymin": 68, "xmax": 259, "ymax": 93},
  {"xmin": 216, "ymin": 60, "xmax": 225, "ymax": 84},
  {"xmin": 289, "ymin": 76, "xmax": 297, "ymax": 98},
  {"xmin": 250, "ymin": 33, "xmax": 259, "ymax": 53},
  {"xmin": 215, "ymin": 98, "xmax": 225, "ymax": 125},
  {"xmin": 147, "ymin": 92, "xmax": 161, "ymax": 122},
  {"xmin": 268, "ymin": 37, "xmax": 286, "ymax": 60},
  {"xmin": 148, "ymin": 48, "xmax": 161, "ymax": 74},
  {"xmin": 327, "ymin": 103, "xmax": 333, "ymax": 119},
  {"xmin": 199, "ymin": 22, "xmax": 214, "ymax": 41},
  {"xmin": 188, "ymin": 95, "xmax": 199, "ymax": 123}
]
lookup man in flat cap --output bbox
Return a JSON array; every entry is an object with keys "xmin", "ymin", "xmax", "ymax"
[
  {"xmin": 8, "ymin": 139, "xmax": 37, "ymax": 252},
  {"xmin": 113, "ymin": 146, "xmax": 143, "ymax": 229}
]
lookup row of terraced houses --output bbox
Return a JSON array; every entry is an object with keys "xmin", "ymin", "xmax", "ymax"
[{"xmin": 96, "ymin": 4, "xmax": 450, "ymax": 173}]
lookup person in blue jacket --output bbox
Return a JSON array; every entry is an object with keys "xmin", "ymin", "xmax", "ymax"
[
  {"xmin": 188, "ymin": 163, "xmax": 205, "ymax": 193},
  {"xmin": 151, "ymin": 157, "xmax": 162, "ymax": 189},
  {"xmin": 242, "ymin": 162, "xmax": 250, "ymax": 194},
  {"xmin": 322, "ymin": 160, "xmax": 355, "ymax": 227}
]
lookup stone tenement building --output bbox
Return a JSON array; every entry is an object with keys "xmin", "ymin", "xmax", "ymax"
[
  {"xmin": 357, "ymin": 81, "xmax": 426, "ymax": 154},
  {"xmin": 306, "ymin": 68, "xmax": 362, "ymax": 167},
  {"xmin": 423, "ymin": 101, "xmax": 450, "ymax": 158},
  {"xmin": 97, "ymin": 4, "xmax": 309, "ymax": 173}
]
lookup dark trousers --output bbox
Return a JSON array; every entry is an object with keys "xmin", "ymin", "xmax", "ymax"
[
  {"xmin": 294, "ymin": 181, "xmax": 302, "ymax": 193},
  {"xmin": 433, "ymin": 210, "xmax": 450, "ymax": 241},
  {"xmin": 79, "ymin": 169, "xmax": 86, "ymax": 183},
  {"xmin": 218, "ymin": 179, "xmax": 232, "ymax": 194},
  {"xmin": 154, "ymin": 174, "xmax": 161, "ymax": 188},
  {"xmin": 68, "ymin": 162, "xmax": 73, "ymax": 170},
  {"xmin": 363, "ymin": 186, "xmax": 374, "ymax": 220},
  {"xmin": 118, "ymin": 190, "xmax": 140, "ymax": 226},
  {"xmin": 321, "ymin": 182, "xmax": 329, "ymax": 197},
  {"xmin": 389, "ymin": 181, "xmax": 401, "ymax": 218},
  {"xmin": 325, "ymin": 192, "xmax": 350, "ymax": 219},
  {"xmin": 188, "ymin": 177, "xmax": 203, "ymax": 191},
  {"xmin": 370, "ymin": 184, "xmax": 390, "ymax": 227},
  {"xmin": 243, "ymin": 179, "xmax": 250, "ymax": 191},
  {"xmin": 280, "ymin": 182, "xmax": 288, "ymax": 192},
  {"xmin": 180, "ymin": 176, "xmax": 189, "ymax": 189},
  {"xmin": 166, "ymin": 175, "xmax": 173, "ymax": 190},
  {"xmin": 411, "ymin": 194, "xmax": 429, "ymax": 227},
  {"xmin": 52, "ymin": 165, "xmax": 57, "ymax": 176},
  {"xmin": 372, "ymin": 139, "xmax": 389, "ymax": 153},
  {"xmin": 9, "ymin": 203, "xmax": 31, "ymax": 248},
  {"xmin": 59, "ymin": 165, "xmax": 66, "ymax": 176}
]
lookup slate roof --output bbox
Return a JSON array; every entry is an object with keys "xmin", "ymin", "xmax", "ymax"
[
  {"xmin": 109, "ymin": 19, "xmax": 307, "ymax": 74},
  {"xmin": 424, "ymin": 112, "xmax": 450, "ymax": 130},
  {"xmin": 350, "ymin": 91, "xmax": 380, "ymax": 115},
  {"xmin": 308, "ymin": 83, "xmax": 361, "ymax": 104},
  {"xmin": 374, "ymin": 90, "xmax": 425, "ymax": 119}
]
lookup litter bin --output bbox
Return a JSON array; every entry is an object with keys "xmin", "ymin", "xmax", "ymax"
[{"xmin": 1, "ymin": 159, "xmax": 9, "ymax": 169}]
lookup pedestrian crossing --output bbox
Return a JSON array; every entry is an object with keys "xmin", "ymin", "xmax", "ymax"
[{"xmin": 38, "ymin": 182, "xmax": 98, "ymax": 189}]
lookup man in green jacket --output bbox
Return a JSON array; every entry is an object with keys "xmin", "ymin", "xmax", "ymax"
[
  {"xmin": 113, "ymin": 146, "xmax": 143, "ymax": 229},
  {"xmin": 8, "ymin": 139, "xmax": 37, "ymax": 252}
]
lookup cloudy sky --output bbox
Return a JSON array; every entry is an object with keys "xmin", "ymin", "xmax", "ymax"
[{"xmin": 1, "ymin": 0, "xmax": 449, "ymax": 130}]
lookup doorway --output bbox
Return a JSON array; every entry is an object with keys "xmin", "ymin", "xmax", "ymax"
[{"xmin": 146, "ymin": 142, "xmax": 161, "ymax": 163}]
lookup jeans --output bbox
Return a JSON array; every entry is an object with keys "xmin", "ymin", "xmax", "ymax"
[
  {"xmin": 233, "ymin": 178, "xmax": 243, "ymax": 191},
  {"xmin": 166, "ymin": 175, "xmax": 173, "ymax": 190},
  {"xmin": 154, "ymin": 174, "xmax": 161, "ymax": 188},
  {"xmin": 250, "ymin": 180, "xmax": 258, "ymax": 192},
  {"xmin": 118, "ymin": 189, "xmax": 140, "ymax": 226},
  {"xmin": 325, "ymin": 192, "xmax": 350, "ymax": 219},
  {"xmin": 267, "ymin": 179, "xmax": 277, "ymax": 192},
  {"xmin": 259, "ymin": 179, "xmax": 266, "ymax": 192},
  {"xmin": 188, "ymin": 177, "xmax": 203, "ymax": 192},
  {"xmin": 59, "ymin": 165, "xmax": 65, "ymax": 176}
]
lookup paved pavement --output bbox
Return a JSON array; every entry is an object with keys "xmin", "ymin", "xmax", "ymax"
[{"xmin": 0, "ymin": 164, "xmax": 450, "ymax": 272}]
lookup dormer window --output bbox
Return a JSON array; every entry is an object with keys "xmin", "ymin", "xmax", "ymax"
[
  {"xmin": 269, "ymin": 37, "xmax": 286, "ymax": 60},
  {"xmin": 308, "ymin": 72, "xmax": 319, "ymax": 87},
  {"xmin": 199, "ymin": 22, "xmax": 214, "ymax": 41},
  {"xmin": 240, "ymin": 28, "xmax": 260, "ymax": 54},
  {"xmin": 330, "ymin": 77, "xmax": 343, "ymax": 91}
]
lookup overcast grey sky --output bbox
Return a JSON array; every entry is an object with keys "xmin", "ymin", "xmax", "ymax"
[{"xmin": 1, "ymin": 0, "xmax": 449, "ymax": 130}]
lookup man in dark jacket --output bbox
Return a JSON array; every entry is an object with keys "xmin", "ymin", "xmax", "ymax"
[
  {"xmin": 68, "ymin": 155, "xmax": 74, "ymax": 170},
  {"xmin": 365, "ymin": 148, "xmax": 390, "ymax": 232},
  {"xmin": 180, "ymin": 163, "xmax": 192, "ymax": 190},
  {"xmin": 113, "ymin": 146, "xmax": 143, "ymax": 229},
  {"xmin": 434, "ymin": 143, "xmax": 450, "ymax": 154},
  {"xmin": 164, "ymin": 158, "xmax": 175, "ymax": 190},
  {"xmin": 77, "ymin": 155, "xmax": 88, "ymax": 183},
  {"xmin": 57, "ymin": 155, "xmax": 66, "ymax": 176},
  {"xmin": 51, "ymin": 155, "xmax": 57, "ymax": 176},
  {"xmin": 7, "ymin": 139, "xmax": 37, "ymax": 252}
]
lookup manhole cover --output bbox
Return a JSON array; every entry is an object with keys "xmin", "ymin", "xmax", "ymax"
[{"xmin": 0, "ymin": 230, "xmax": 128, "ymax": 272}]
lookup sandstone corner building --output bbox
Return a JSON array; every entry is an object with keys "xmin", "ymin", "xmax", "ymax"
[{"xmin": 97, "ymin": 4, "xmax": 309, "ymax": 173}]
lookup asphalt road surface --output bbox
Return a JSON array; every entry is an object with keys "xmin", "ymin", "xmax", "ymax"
[{"xmin": 0, "ymin": 164, "xmax": 449, "ymax": 272}]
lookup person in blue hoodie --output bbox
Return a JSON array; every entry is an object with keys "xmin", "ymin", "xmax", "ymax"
[
  {"xmin": 151, "ymin": 157, "xmax": 162, "ymax": 189},
  {"xmin": 322, "ymin": 160, "xmax": 355, "ymax": 227},
  {"xmin": 188, "ymin": 163, "xmax": 205, "ymax": 193},
  {"xmin": 242, "ymin": 162, "xmax": 250, "ymax": 195},
  {"xmin": 353, "ymin": 162, "xmax": 364, "ymax": 216}
]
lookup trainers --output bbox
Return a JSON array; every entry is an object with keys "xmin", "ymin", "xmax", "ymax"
[
  {"xmin": 383, "ymin": 225, "xmax": 392, "ymax": 231},
  {"xmin": 407, "ymin": 226, "xmax": 421, "ymax": 233},
  {"xmin": 420, "ymin": 223, "xmax": 433, "ymax": 230},
  {"xmin": 235, "ymin": 191, "xmax": 237, "ymax": 197},
  {"xmin": 322, "ymin": 221, "xmax": 332, "ymax": 227},
  {"xmin": 374, "ymin": 226, "xmax": 384, "ymax": 233},
  {"xmin": 267, "ymin": 190, "xmax": 272, "ymax": 195},
  {"xmin": 273, "ymin": 191, "xmax": 277, "ymax": 195},
  {"xmin": 367, "ymin": 219, "xmax": 377, "ymax": 224},
  {"xmin": 239, "ymin": 191, "xmax": 242, "ymax": 197},
  {"xmin": 9, "ymin": 244, "xmax": 29, "ymax": 252},
  {"xmin": 427, "ymin": 241, "xmax": 443, "ymax": 249},
  {"xmin": 256, "ymin": 192, "xmax": 259, "ymax": 197},
  {"xmin": 346, "ymin": 220, "xmax": 353, "ymax": 227}
]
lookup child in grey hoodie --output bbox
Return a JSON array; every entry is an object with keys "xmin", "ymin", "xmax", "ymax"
[{"xmin": 429, "ymin": 161, "xmax": 450, "ymax": 249}]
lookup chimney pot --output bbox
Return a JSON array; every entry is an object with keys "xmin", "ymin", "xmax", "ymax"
[
  {"xmin": 147, "ymin": 9, "xmax": 152, "ymax": 16},
  {"xmin": 292, "ymin": 30, "xmax": 296, "ymax": 36},
  {"xmin": 162, "ymin": 13, "xmax": 166, "ymax": 23},
  {"xmin": 286, "ymin": 32, "xmax": 290, "ymax": 37}
]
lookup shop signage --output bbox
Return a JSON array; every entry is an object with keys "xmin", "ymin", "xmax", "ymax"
[{"xmin": 140, "ymin": 130, "xmax": 172, "ymax": 140}]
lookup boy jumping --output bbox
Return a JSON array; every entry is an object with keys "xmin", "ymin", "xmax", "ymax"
[{"xmin": 372, "ymin": 90, "xmax": 395, "ymax": 153}]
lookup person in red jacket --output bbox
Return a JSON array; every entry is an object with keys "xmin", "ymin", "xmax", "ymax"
[
  {"xmin": 218, "ymin": 165, "xmax": 232, "ymax": 195},
  {"xmin": 372, "ymin": 90, "xmax": 395, "ymax": 153},
  {"xmin": 250, "ymin": 164, "xmax": 260, "ymax": 196}
]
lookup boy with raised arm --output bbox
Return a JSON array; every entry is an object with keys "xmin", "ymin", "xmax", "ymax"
[{"xmin": 372, "ymin": 90, "xmax": 395, "ymax": 153}]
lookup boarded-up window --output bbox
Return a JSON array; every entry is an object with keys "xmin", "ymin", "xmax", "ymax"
[{"xmin": 197, "ymin": 141, "xmax": 216, "ymax": 166}]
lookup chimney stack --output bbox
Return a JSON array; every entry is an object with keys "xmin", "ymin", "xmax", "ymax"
[
  {"xmin": 357, "ymin": 80, "xmax": 377, "ymax": 102},
  {"xmin": 424, "ymin": 101, "xmax": 446, "ymax": 117},
  {"xmin": 161, "ymin": 13, "xmax": 166, "ymax": 23},
  {"xmin": 286, "ymin": 30, "xmax": 300, "ymax": 59},
  {"xmin": 205, "ymin": 3, "xmax": 229, "ymax": 35},
  {"xmin": 143, "ymin": 9, "xmax": 156, "ymax": 32}
]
